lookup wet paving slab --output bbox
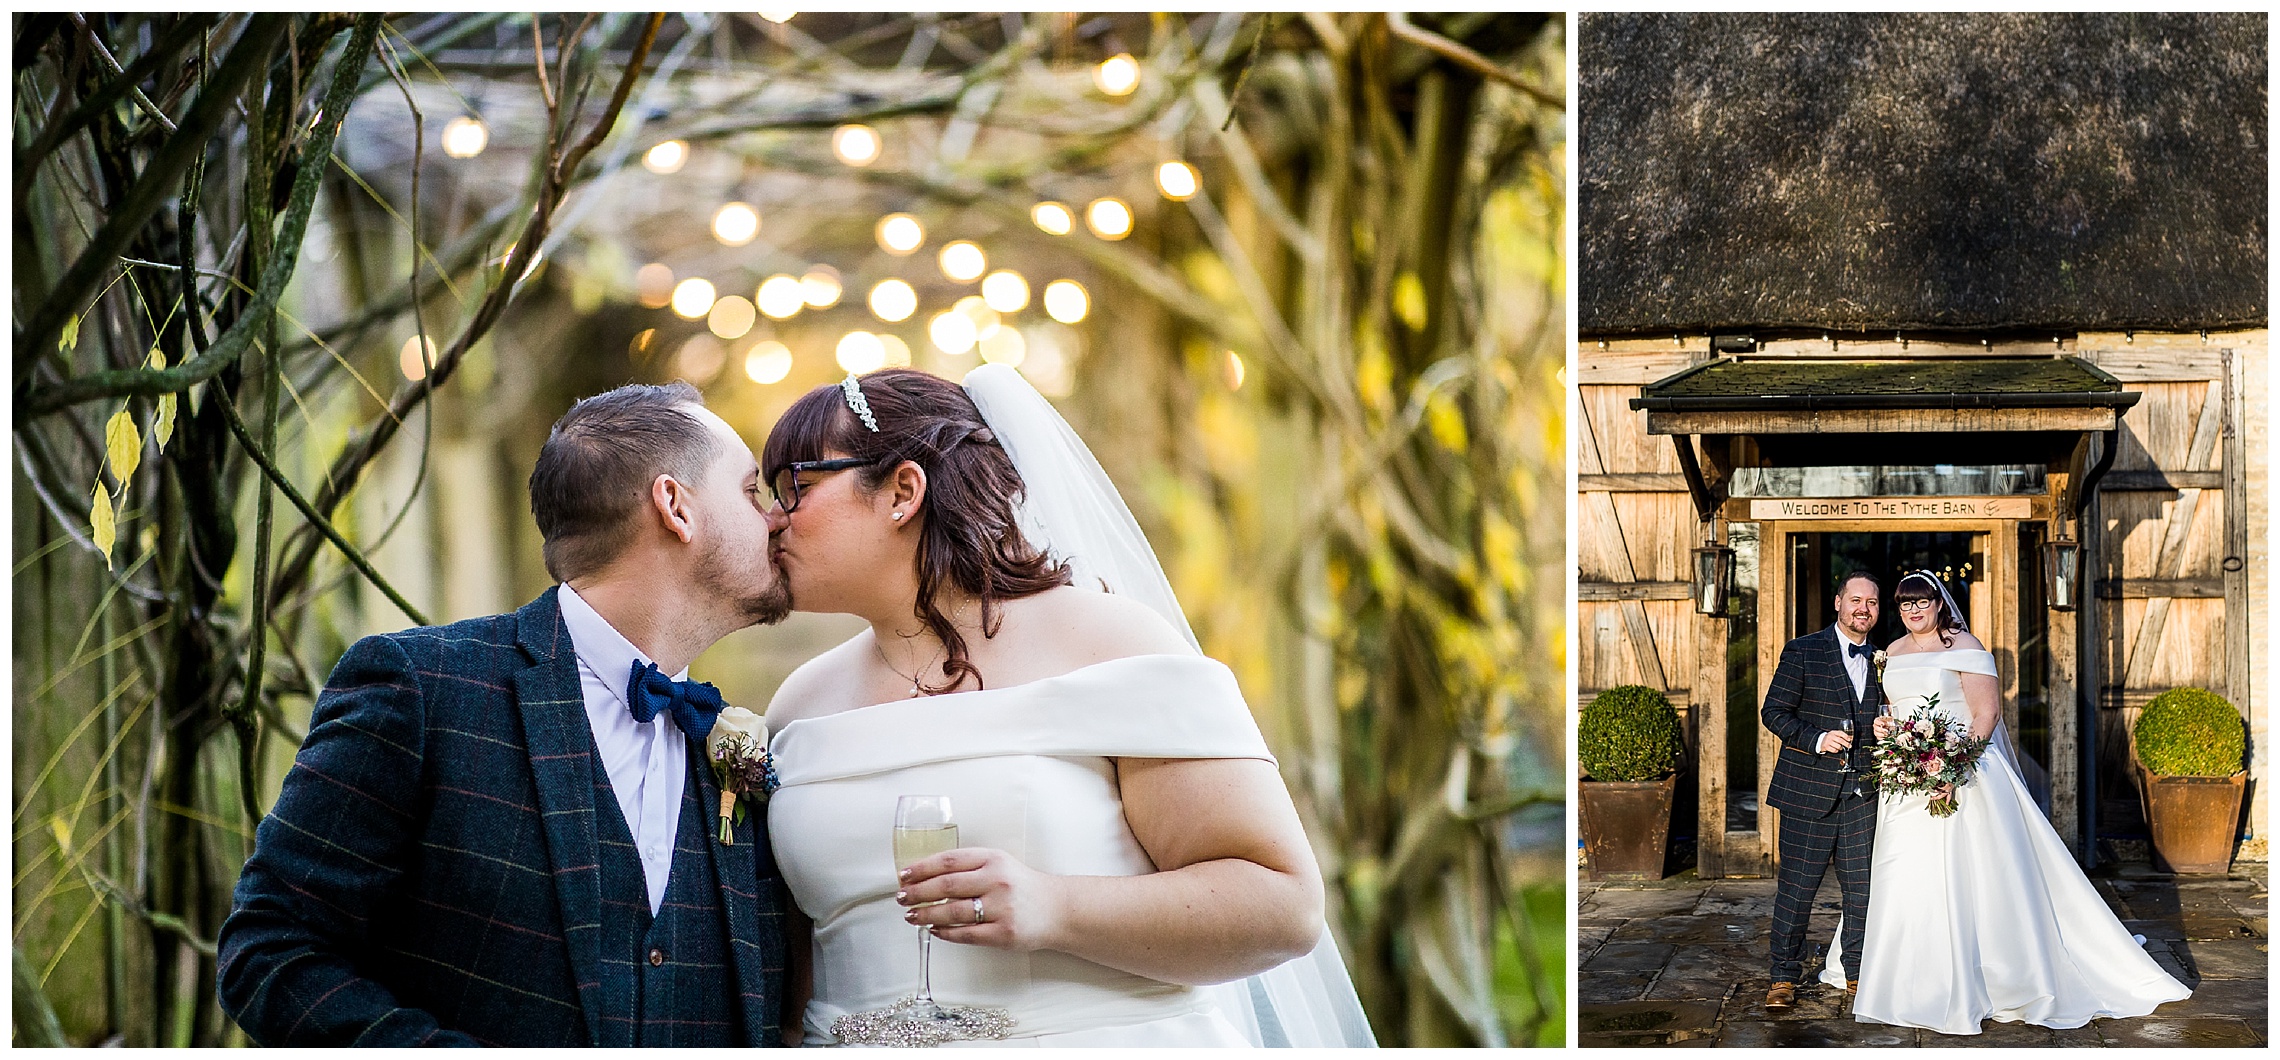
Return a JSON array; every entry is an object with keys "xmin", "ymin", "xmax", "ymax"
[{"xmin": 1578, "ymin": 862, "xmax": 2267, "ymax": 1048}]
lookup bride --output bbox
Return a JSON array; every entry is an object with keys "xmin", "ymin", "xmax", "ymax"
[
  {"xmin": 1822, "ymin": 570, "xmax": 2190, "ymax": 1034},
  {"xmin": 755, "ymin": 366, "xmax": 1376, "ymax": 1047}
]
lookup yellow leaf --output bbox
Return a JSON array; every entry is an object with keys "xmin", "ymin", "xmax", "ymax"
[
  {"xmin": 150, "ymin": 349, "xmax": 176, "ymax": 450},
  {"xmin": 60, "ymin": 315, "xmax": 80, "ymax": 352},
  {"xmin": 48, "ymin": 813, "xmax": 72, "ymax": 857},
  {"xmin": 1393, "ymin": 272, "xmax": 1428, "ymax": 332},
  {"xmin": 146, "ymin": 347, "xmax": 165, "ymax": 369},
  {"xmin": 90, "ymin": 482, "xmax": 115, "ymax": 568},
  {"xmin": 105, "ymin": 407, "xmax": 142, "ymax": 486}
]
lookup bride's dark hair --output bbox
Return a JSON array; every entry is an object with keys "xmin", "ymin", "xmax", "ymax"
[
  {"xmin": 1894, "ymin": 571, "xmax": 1964, "ymax": 647},
  {"xmin": 762, "ymin": 369, "xmax": 1073, "ymax": 692}
]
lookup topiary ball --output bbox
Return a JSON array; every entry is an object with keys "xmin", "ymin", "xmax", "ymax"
[
  {"xmin": 1579, "ymin": 685, "xmax": 1683, "ymax": 782},
  {"xmin": 2134, "ymin": 687, "xmax": 2245, "ymax": 778}
]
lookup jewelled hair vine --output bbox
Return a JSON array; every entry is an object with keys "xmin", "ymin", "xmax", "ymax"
[{"xmin": 840, "ymin": 373, "xmax": 880, "ymax": 432}]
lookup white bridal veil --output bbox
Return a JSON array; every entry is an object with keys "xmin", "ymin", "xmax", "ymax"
[
  {"xmin": 1895, "ymin": 569, "xmax": 2049, "ymax": 812},
  {"xmin": 962, "ymin": 364, "xmax": 1378, "ymax": 1048}
]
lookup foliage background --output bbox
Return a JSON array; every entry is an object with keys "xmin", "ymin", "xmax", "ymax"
[{"xmin": 11, "ymin": 13, "xmax": 1566, "ymax": 1046}]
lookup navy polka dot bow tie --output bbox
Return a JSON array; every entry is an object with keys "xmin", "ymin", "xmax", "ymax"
[{"xmin": 626, "ymin": 660, "xmax": 724, "ymax": 740}]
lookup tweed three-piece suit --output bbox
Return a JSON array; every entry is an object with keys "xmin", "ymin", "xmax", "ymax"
[
  {"xmin": 1760, "ymin": 625, "xmax": 1884, "ymax": 986},
  {"xmin": 217, "ymin": 588, "xmax": 791, "ymax": 1046}
]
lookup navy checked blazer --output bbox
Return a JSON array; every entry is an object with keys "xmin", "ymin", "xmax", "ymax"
[
  {"xmin": 217, "ymin": 588, "xmax": 790, "ymax": 1047},
  {"xmin": 1760, "ymin": 626, "xmax": 1884, "ymax": 820}
]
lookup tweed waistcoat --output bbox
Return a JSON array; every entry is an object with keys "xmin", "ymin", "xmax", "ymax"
[{"xmin": 592, "ymin": 742, "xmax": 742, "ymax": 1047}]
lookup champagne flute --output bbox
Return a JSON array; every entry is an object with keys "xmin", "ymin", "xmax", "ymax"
[
  {"xmin": 893, "ymin": 795, "xmax": 959, "ymax": 1020},
  {"xmin": 1838, "ymin": 717, "xmax": 1855, "ymax": 774}
]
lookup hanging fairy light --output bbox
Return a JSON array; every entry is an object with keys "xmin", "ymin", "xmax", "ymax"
[
  {"xmin": 981, "ymin": 270, "xmax": 1030, "ymax": 314},
  {"xmin": 1031, "ymin": 201, "xmax": 1074, "ymax": 236},
  {"xmin": 836, "ymin": 331, "xmax": 887, "ymax": 374},
  {"xmin": 977, "ymin": 324, "xmax": 1026, "ymax": 367},
  {"xmin": 712, "ymin": 202, "xmax": 761, "ymax": 246},
  {"xmin": 876, "ymin": 214, "xmax": 925, "ymax": 255},
  {"xmin": 1156, "ymin": 161, "xmax": 1200, "ymax": 201},
  {"xmin": 441, "ymin": 116, "xmax": 488, "ymax": 158},
  {"xmin": 643, "ymin": 140, "xmax": 688, "ymax": 174},
  {"xmin": 1085, "ymin": 198, "xmax": 1132, "ymax": 240},
  {"xmin": 1223, "ymin": 350, "xmax": 1246, "ymax": 390},
  {"xmin": 635, "ymin": 263, "xmax": 676, "ymax": 308},
  {"xmin": 868, "ymin": 279, "xmax": 917, "ymax": 323},
  {"xmin": 801, "ymin": 265, "xmax": 843, "ymax": 308},
  {"xmin": 745, "ymin": 340, "xmax": 793, "ymax": 384},
  {"xmin": 1043, "ymin": 280, "xmax": 1089, "ymax": 324},
  {"xmin": 670, "ymin": 277, "xmax": 717, "ymax": 319},
  {"xmin": 928, "ymin": 310, "xmax": 979, "ymax": 356},
  {"xmin": 1095, "ymin": 53, "xmax": 1140, "ymax": 96},
  {"xmin": 399, "ymin": 336, "xmax": 438, "ymax": 381},
  {"xmin": 832, "ymin": 124, "xmax": 882, "ymax": 166},
  {"xmin": 757, "ymin": 7, "xmax": 796, "ymax": 24},
  {"xmin": 938, "ymin": 241, "xmax": 986, "ymax": 283},
  {"xmin": 878, "ymin": 333, "xmax": 913, "ymax": 367},
  {"xmin": 708, "ymin": 295, "xmax": 757, "ymax": 340},
  {"xmin": 756, "ymin": 275, "xmax": 806, "ymax": 319}
]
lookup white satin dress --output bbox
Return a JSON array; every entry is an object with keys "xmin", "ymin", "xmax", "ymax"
[
  {"xmin": 1821, "ymin": 649, "xmax": 2191, "ymax": 1034},
  {"xmin": 767, "ymin": 654, "xmax": 1275, "ymax": 1046}
]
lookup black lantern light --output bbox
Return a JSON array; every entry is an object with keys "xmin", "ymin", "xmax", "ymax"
[
  {"xmin": 2044, "ymin": 536, "xmax": 2081, "ymax": 612},
  {"xmin": 1693, "ymin": 540, "xmax": 1736, "ymax": 616}
]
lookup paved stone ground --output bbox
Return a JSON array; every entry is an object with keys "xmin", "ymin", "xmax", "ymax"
[{"xmin": 1578, "ymin": 861, "xmax": 2267, "ymax": 1047}]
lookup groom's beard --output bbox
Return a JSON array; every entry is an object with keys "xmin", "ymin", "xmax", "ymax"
[{"xmin": 696, "ymin": 538, "xmax": 793, "ymax": 627}]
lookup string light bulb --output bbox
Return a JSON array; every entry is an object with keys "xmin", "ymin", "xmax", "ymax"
[
  {"xmin": 928, "ymin": 310, "xmax": 979, "ymax": 356},
  {"xmin": 712, "ymin": 202, "xmax": 761, "ymax": 246},
  {"xmin": 876, "ymin": 213, "xmax": 925, "ymax": 255},
  {"xmin": 399, "ymin": 336, "xmax": 438, "ymax": 381},
  {"xmin": 1156, "ymin": 161, "xmax": 1199, "ymax": 201},
  {"xmin": 801, "ymin": 265, "xmax": 843, "ymax": 308},
  {"xmin": 836, "ymin": 331, "xmax": 887, "ymax": 373},
  {"xmin": 832, "ymin": 124, "xmax": 881, "ymax": 166},
  {"xmin": 708, "ymin": 295, "xmax": 757, "ymax": 339},
  {"xmin": 981, "ymin": 270, "xmax": 1030, "ymax": 313},
  {"xmin": 441, "ymin": 116, "xmax": 488, "ymax": 158},
  {"xmin": 1095, "ymin": 53, "xmax": 1140, "ymax": 96},
  {"xmin": 1085, "ymin": 198, "xmax": 1132, "ymax": 240},
  {"xmin": 670, "ymin": 277, "xmax": 717, "ymax": 320},
  {"xmin": 756, "ymin": 275, "xmax": 806, "ymax": 319},
  {"xmin": 643, "ymin": 140, "xmax": 688, "ymax": 174},
  {"xmin": 1043, "ymin": 280, "xmax": 1089, "ymax": 324},
  {"xmin": 635, "ymin": 263, "xmax": 676, "ymax": 308},
  {"xmin": 868, "ymin": 279, "xmax": 917, "ymax": 323},
  {"xmin": 939, "ymin": 241, "xmax": 986, "ymax": 283},
  {"xmin": 745, "ymin": 340, "xmax": 793, "ymax": 384},
  {"xmin": 1031, "ymin": 201, "xmax": 1074, "ymax": 236},
  {"xmin": 757, "ymin": 7, "xmax": 795, "ymax": 24}
]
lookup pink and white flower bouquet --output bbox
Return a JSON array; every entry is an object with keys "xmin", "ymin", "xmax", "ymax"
[{"xmin": 1868, "ymin": 694, "xmax": 1991, "ymax": 818}]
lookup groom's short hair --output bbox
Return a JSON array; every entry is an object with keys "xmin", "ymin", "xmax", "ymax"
[
  {"xmin": 530, "ymin": 381, "xmax": 718, "ymax": 581},
  {"xmin": 1836, "ymin": 569, "xmax": 1883, "ymax": 597}
]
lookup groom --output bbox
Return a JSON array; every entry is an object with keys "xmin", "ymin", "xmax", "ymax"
[
  {"xmin": 218, "ymin": 382, "xmax": 794, "ymax": 1046},
  {"xmin": 1758, "ymin": 570, "xmax": 1883, "ymax": 1010}
]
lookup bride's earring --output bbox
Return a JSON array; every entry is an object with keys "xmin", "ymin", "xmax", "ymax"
[{"xmin": 892, "ymin": 511, "xmax": 904, "ymax": 521}]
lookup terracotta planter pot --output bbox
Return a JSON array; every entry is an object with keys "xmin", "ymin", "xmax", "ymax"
[
  {"xmin": 2136, "ymin": 767, "xmax": 2246, "ymax": 874},
  {"xmin": 1580, "ymin": 775, "xmax": 1677, "ymax": 882}
]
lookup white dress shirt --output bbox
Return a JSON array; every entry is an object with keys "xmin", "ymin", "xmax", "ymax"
[
  {"xmin": 1833, "ymin": 623, "xmax": 1871, "ymax": 702},
  {"xmin": 558, "ymin": 584, "xmax": 686, "ymax": 915}
]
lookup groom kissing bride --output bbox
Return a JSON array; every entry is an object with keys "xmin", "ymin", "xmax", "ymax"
[
  {"xmin": 217, "ymin": 370, "xmax": 1374, "ymax": 1047},
  {"xmin": 1759, "ymin": 570, "xmax": 2190, "ymax": 1035}
]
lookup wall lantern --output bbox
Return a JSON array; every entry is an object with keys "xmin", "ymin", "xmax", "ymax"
[
  {"xmin": 2044, "ymin": 537, "xmax": 2081, "ymax": 612},
  {"xmin": 1693, "ymin": 540, "xmax": 1736, "ymax": 616}
]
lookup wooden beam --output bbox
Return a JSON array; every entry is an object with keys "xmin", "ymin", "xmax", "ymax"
[
  {"xmin": 1696, "ymin": 601, "xmax": 1729, "ymax": 880},
  {"xmin": 2101, "ymin": 470, "xmax": 2223, "ymax": 491},
  {"xmin": 1578, "ymin": 580, "xmax": 1692, "ymax": 602},
  {"xmin": 2223, "ymin": 348, "xmax": 2249, "ymax": 710},
  {"xmin": 1991, "ymin": 527, "xmax": 2020, "ymax": 739},
  {"xmin": 1576, "ymin": 349, "xmax": 1700, "ymax": 385},
  {"xmin": 1577, "ymin": 472, "xmax": 1690, "ymax": 492},
  {"xmin": 2079, "ymin": 345, "xmax": 2231, "ymax": 382},
  {"xmin": 1645, "ymin": 406, "xmax": 2118, "ymax": 436},
  {"xmin": 1756, "ymin": 522, "xmax": 1787, "ymax": 877},
  {"xmin": 2096, "ymin": 577, "xmax": 2226, "ymax": 600},
  {"xmin": 1581, "ymin": 491, "xmax": 1670, "ymax": 692}
]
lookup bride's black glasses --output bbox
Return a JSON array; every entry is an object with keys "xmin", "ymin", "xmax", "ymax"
[{"xmin": 769, "ymin": 457, "xmax": 877, "ymax": 513}]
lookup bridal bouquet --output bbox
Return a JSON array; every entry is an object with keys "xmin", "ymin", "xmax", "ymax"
[
  {"xmin": 1868, "ymin": 694, "xmax": 1990, "ymax": 818},
  {"xmin": 707, "ymin": 706, "xmax": 778, "ymax": 845}
]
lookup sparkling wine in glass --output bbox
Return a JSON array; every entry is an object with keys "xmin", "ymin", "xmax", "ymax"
[
  {"xmin": 894, "ymin": 795, "xmax": 958, "ymax": 1020},
  {"xmin": 1838, "ymin": 718, "xmax": 1855, "ymax": 774}
]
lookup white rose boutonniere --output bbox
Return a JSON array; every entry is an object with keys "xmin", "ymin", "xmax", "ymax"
[
  {"xmin": 706, "ymin": 706, "xmax": 776, "ymax": 846},
  {"xmin": 1871, "ymin": 648, "xmax": 1888, "ymax": 681}
]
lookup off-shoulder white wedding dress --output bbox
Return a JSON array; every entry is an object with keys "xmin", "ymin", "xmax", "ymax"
[
  {"xmin": 769, "ymin": 653, "xmax": 1367, "ymax": 1047},
  {"xmin": 1821, "ymin": 648, "xmax": 2190, "ymax": 1033}
]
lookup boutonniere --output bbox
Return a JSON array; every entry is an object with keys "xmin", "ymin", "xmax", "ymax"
[
  {"xmin": 706, "ymin": 706, "xmax": 778, "ymax": 846},
  {"xmin": 1871, "ymin": 649, "xmax": 1889, "ymax": 681}
]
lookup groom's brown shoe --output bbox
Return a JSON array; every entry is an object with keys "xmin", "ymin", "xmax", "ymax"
[
  {"xmin": 1765, "ymin": 982, "xmax": 1796, "ymax": 1010},
  {"xmin": 1846, "ymin": 979, "xmax": 1859, "ymax": 993}
]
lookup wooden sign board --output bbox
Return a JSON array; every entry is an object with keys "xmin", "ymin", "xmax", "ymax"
[{"xmin": 1747, "ymin": 496, "xmax": 2035, "ymax": 520}]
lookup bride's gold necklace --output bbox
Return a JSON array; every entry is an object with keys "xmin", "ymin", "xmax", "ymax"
[{"xmin": 874, "ymin": 596, "xmax": 972, "ymax": 698}]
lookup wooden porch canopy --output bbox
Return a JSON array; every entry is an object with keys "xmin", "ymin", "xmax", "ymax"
[{"xmin": 1628, "ymin": 356, "xmax": 2142, "ymax": 521}]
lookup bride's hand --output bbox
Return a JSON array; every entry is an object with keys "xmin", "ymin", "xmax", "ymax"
[
  {"xmin": 1873, "ymin": 715, "xmax": 1899, "ymax": 739},
  {"xmin": 897, "ymin": 847, "xmax": 1063, "ymax": 952}
]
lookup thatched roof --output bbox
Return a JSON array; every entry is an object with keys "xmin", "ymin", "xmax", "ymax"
[{"xmin": 1580, "ymin": 13, "xmax": 2268, "ymax": 335}]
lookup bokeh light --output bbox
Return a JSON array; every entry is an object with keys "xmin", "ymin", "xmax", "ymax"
[
  {"xmin": 1031, "ymin": 201, "xmax": 1074, "ymax": 236},
  {"xmin": 712, "ymin": 202, "xmax": 761, "ymax": 246},
  {"xmin": 708, "ymin": 295, "xmax": 757, "ymax": 339},
  {"xmin": 399, "ymin": 335, "xmax": 438, "ymax": 381},
  {"xmin": 836, "ymin": 331, "xmax": 887, "ymax": 373},
  {"xmin": 1157, "ymin": 161, "xmax": 1199, "ymax": 201},
  {"xmin": 938, "ymin": 241, "xmax": 986, "ymax": 283},
  {"xmin": 677, "ymin": 334, "xmax": 726, "ymax": 385},
  {"xmin": 977, "ymin": 324, "xmax": 1026, "ymax": 367},
  {"xmin": 757, "ymin": 275, "xmax": 806, "ymax": 319},
  {"xmin": 635, "ymin": 263, "xmax": 676, "ymax": 308},
  {"xmin": 801, "ymin": 265, "xmax": 843, "ymax": 308},
  {"xmin": 1042, "ymin": 280, "xmax": 1089, "ymax": 324},
  {"xmin": 832, "ymin": 124, "xmax": 881, "ymax": 166},
  {"xmin": 868, "ymin": 279, "xmax": 917, "ymax": 323},
  {"xmin": 878, "ymin": 333, "xmax": 912, "ymax": 367},
  {"xmin": 877, "ymin": 214, "xmax": 924, "ymax": 255},
  {"xmin": 928, "ymin": 310, "xmax": 978, "ymax": 356},
  {"xmin": 441, "ymin": 116, "xmax": 488, "ymax": 158},
  {"xmin": 981, "ymin": 270, "xmax": 1030, "ymax": 313},
  {"xmin": 1085, "ymin": 197, "xmax": 1132, "ymax": 239},
  {"xmin": 757, "ymin": 7, "xmax": 795, "ymax": 24},
  {"xmin": 643, "ymin": 140, "xmax": 688, "ymax": 174},
  {"xmin": 1095, "ymin": 54, "xmax": 1139, "ymax": 96},
  {"xmin": 671, "ymin": 277, "xmax": 717, "ymax": 319},
  {"xmin": 745, "ymin": 340, "xmax": 793, "ymax": 384}
]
